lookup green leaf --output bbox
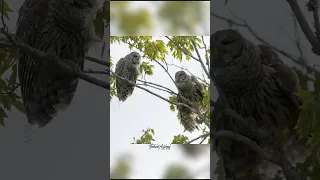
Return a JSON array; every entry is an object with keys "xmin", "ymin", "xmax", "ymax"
[
  {"xmin": 0, "ymin": 0, "xmax": 12, "ymax": 19},
  {"xmin": 170, "ymin": 104, "xmax": 175, "ymax": 112},
  {"xmin": 225, "ymin": 0, "xmax": 229, "ymax": 5},
  {"xmin": 297, "ymin": 90, "xmax": 314, "ymax": 99},
  {"xmin": 186, "ymin": 55, "xmax": 190, "ymax": 61}
]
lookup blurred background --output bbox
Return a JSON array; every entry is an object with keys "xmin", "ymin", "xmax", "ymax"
[
  {"xmin": 110, "ymin": 1, "xmax": 210, "ymax": 36},
  {"xmin": 110, "ymin": 144, "xmax": 210, "ymax": 179}
]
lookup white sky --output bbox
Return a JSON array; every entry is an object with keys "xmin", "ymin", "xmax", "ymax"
[{"xmin": 110, "ymin": 36, "xmax": 210, "ymax": 178}]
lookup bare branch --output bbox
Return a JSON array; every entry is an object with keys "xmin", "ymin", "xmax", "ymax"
[
  {"xmin": 286, "ymin": 0, "xmax": 320, "ymax": 55},
  {"xmin": 211, "ymin": 12, "xmax": 320, "ymax": 76},
  {"xmin": 307, "ymin": 0, "xmax": 320, "ymax": 38},
  {"xmin": 85, "ymin": 56, "xmax": 110, "ymax": 67},
  {"xmin": 83, "ymin": 69, "xmax": 109, "ymax": 75},
  {"xmin": 201, "ymin": 36, "xmax": 210, "ymax": 71},
  {"xmin": 185, "ymin": 131, "xmax": 210, "ymax": 144},
  {"xmin": 136, "ymin": 79, "xmax": 177, "ymax": 95},
  {"xmin": 167, "ymin": 63, "xmax": 208, "ymax": 85},
  {"xmin": 190, "ymin": 39, "xmax": 210, "ymax": 78}
]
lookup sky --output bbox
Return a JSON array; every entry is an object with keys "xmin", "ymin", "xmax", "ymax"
[
  {"xmin": 110, "ymin": 36, "xmax": 210, "ymax": 178},
  {"xmin": 211, "ymin": 0, "xmax": 320, "ymax": 179}
]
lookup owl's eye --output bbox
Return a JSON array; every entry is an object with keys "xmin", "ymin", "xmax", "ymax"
[{"xmin": 222, "ymin": 39, "xmax": 234, "ymax": 45}]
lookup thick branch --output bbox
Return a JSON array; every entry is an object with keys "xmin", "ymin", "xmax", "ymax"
[
  {"xmin": 307, "ymin": 0, "xmax": 320, "ymax": 38},
  {"xmin": 212, "ymin": 130, "xmax": 280, "ymax": 164},
  {"xmin": 83, "ymin": 69, "xmax": 109, "ymax": 74},
  {"xmin": 0, "ymin": 30, "xmax": 110, "ymax": 90},
  {"xmin": 190, "ymin": 39, "xmax": 210, "ymax": 78},
  {"xmin": 286, "ymin": 0, "xmax": 320, "ymax": 55}
]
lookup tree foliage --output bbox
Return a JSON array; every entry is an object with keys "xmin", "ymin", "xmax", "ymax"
[
  {"xmin": 110, "ymin": 36, "xmax": 210, "ymax": 144},
  {"xmin": 110, "ymin": 1, "xmax": 209, "ymax": 35}
]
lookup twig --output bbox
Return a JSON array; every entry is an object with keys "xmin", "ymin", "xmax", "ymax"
[
  {"xmin": 136, "ymin": 79, "xmax": 177, "ymax": 95},
  {"xmin": 85, "ymin": 56, "xmax": 110, "ymax": 67},
  {"xmin": 83, "ymin": 69, "xmax": 109, "ymax": 74},
  {"xmin": 167, "ymin": 63, "xmax": 208, "ymax": 85},
  {"xmin": 185, "ymin": 131, "xmax": 210, "ymax": 144},
  {"xmin": 308, "ymin": 0, "xmax": 320, "ymax": 38},
  {"xmin": 211, "ymin": 12, "xmax": 320, "ymax": 76},
  {"xmin": 201, "ymin": 36, "xmax": 210, "ymax": 71},
  {"xmin": 190, "ymin": 39, "xmax": 209, "ymax": 78}
]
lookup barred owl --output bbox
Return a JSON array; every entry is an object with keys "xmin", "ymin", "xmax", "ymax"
[
  {"xmin": 211, "ymin": 29, "xmax": 311, "ymax": 179},
  {"xmin": 16, "ymin": 0, "xmax": 104, "ymax": 127},
  {"xmin": 115, "ymin": 52, "xmax": 141, "ymax": 101},
  {"xmin": 175, "ymin": 71, "xmax": 204, "ymax": 133},
  {"xmin": 258, "ymin": 44, "xmax": 300, "ymax": 93}
]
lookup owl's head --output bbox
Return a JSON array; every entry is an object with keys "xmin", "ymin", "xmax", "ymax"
[
  {"xmin": 126, "ymin": 52, "xmax": 141, "ymax": 68},
  {"xmin": 211, "ymin": 29, "xmax": 247, "ymax": 66},
  {"xmin": 175, "ymin": 71, "xmax": 192, "ymax": 91},
  {"xmin": 50, "ymin": 0, "xmax": 104, "ymax": 31}
]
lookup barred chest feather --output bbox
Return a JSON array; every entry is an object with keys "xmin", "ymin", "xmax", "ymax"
[{"xmin": 219, "ymin": 71, "xmax": 309, "ymax": 179}]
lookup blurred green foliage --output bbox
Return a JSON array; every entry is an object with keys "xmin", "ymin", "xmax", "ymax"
[
  {"xmin": 0, "ymin": 2, "xmax": 24, "ymax": 126},
  {"xmin": 110, "ymin": 151, "xmax": 208, "ymax": 179},
  {"xmin": 110, "ymin": 1, "xmax": 209, "ymax": 35}
]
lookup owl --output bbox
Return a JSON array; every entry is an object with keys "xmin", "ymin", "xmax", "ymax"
[
  {"xmin": 115, "ymin": 52, "xmax": 141, "ymax": 101},
  {"xmin": 175, "ymin": 71, "xmax": 204, "ymax": 132}
]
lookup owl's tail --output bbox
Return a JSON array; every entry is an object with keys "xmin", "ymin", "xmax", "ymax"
[
  {"xmin": 24, "ymin": 75, "xmax": 79, "ymax": 127},
  {"xmin": 179, "ymin": 109, "xmax": 197, "ymax": 133}
]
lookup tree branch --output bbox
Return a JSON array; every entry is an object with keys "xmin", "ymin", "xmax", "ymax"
[
  {"xmin": 167, "ymin": 63, "xmax": 208, "ymax": 85},
  {"xmin": 190, "ymin": 39, "xmax": 210, "ymax": 78},
  {"xmin": 83, "ymin": 69, "xmax": 109, "ymax": 75},
  {"xmin": 286, "ymin": 0, "xmax": 320, "ymax": 55},
  {"xmin": 201, "ymin": 36, "xmax": 210, "ymax": 72},
  {"xmin": 111, "ymin": 70, "xmax": 210, "ymax": 128},
  {"xmin": 0, "ymin": 29, "xmax": 110, "ymax": 90},
  {"xmin": 211, "ymin": 11, "xmax": 320, "ymax": 76},
  {"xmin": 212, "ymin": 130, "xmax": 280, "ymax": 164},
  {"xmin": 185, "ymin": 131, "xmax": 210, "ymax": 144},
  {"xmin": 136, "ymin": 79, "xmax": 177, "ymax": 95},
  {"xmin": 85, "ymin": 55, "xmax": 110, "ymax": 67}
]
